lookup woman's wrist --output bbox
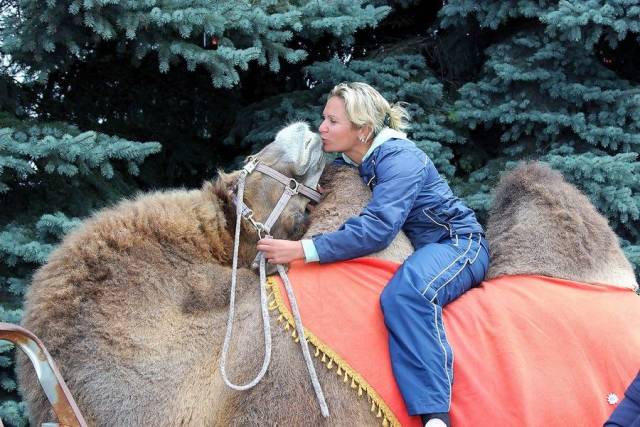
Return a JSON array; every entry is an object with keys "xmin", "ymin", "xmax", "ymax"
[{"xmin": 301, "ymin": 239, "xmax": 320, "ymax": 263}]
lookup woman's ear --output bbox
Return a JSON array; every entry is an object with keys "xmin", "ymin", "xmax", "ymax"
[{"xmin": 361, "ymin": 124, "xmax": 374, "ymax": 142}]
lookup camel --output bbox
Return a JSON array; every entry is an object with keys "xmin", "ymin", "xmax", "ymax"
[
  {"xmin": 16, "ymin": 122, "xmax": 328, "ymax": 426},
  {"xmin": 15, "ymin": 125, "xmax": 638, "ymax": 426}
]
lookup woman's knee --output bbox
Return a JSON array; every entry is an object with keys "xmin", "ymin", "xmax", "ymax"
[
  {"xmin": 469, "ymin": 243, "xmax": 490, "ymax": 284},
  {"xmin": 380, "ymin": 264, "xmax": 421, "ymax": 315},
  {"xmin": 381, "ymin": 270, "xmax": 416, "ymax": 317},
  {"xmin": 380, "ymin": 280, "xmax": 400, "ymax": 314}
]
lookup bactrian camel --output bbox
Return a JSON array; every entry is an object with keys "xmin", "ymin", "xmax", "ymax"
[{"xmin": 16, "ymin": 126, "xmax": 637, "ymax": 426}]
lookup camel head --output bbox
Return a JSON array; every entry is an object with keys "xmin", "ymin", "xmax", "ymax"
[
  {"xmin": 212, "ymin": 122, "xmax": 325, "ymax": 263},
  {"xmin": 244, "ymin": 122, "xmax": 325, "ymax": 239}
]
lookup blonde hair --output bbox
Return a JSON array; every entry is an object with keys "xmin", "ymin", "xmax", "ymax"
[{"xmin": 328, "ymin": 82, "xmax": 410, "ymax": 136}]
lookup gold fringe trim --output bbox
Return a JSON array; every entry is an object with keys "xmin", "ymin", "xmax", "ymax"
[{"xmin": 266, "ymin": 277, "xmax": 402, "ymax": 427}]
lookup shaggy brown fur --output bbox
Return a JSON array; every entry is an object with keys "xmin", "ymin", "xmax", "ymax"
[
  {"xmin": 16, "ymin": 122, "xmax": 330, "ymax": 426},
  {"xmin": 486, "ymin": 161, "xmax": 638, "ymax": 289},
  {"xmin": 305, "ymin": 163, "xmax": 413, "ymax": 263}
]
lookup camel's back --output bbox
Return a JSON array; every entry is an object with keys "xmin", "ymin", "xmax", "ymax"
[{"xmin": 446, "ymin": 275, "xmax": 640, "ymax": 426}]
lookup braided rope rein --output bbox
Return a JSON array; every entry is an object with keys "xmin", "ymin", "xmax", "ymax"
[{"xmin": 218, "ymin": 169, "xmax": 329, "ymax": 417}]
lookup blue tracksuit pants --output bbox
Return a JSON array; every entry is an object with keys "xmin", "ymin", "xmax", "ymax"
[{"xmin": 380, "ymin": 232, "xmax": 490, "ymax": 415}]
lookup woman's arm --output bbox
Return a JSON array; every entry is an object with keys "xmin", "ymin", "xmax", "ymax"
[
  {"xmin": 256, "ymin": 238, "xmax": 305, "ymax": 264},
  {"xmin": 312, "ymin": 146, "xmax": 426, "ymax": 263}
]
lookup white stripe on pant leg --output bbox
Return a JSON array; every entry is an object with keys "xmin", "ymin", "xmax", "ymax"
[
  {"xmin": 438, "ymin": 306, "xmax": 453, "ymax": 411},
  {"xmin": 469, "ymin": 233, "xmax": 482, "ymax": 264},
  {"xmin": 424, "ymin": 235, "xmax": 478, "ymax": 409},
  {"xmin": 427, "ymin": 235, "xmax": 480, "ymax": 409},
  {"xmin": 431, "ymin": 259, "xmax": 469, "ymax": 303},
  {"xmin": 421, "ymin": 236, "xmax": 473, "ymax": 296},
  {"xmin": 434, "ymin": 303, "xmax": 452, "ymax": 410},
  {"xmin": 425, "ymin": 234, "xmax": 473, "ymax": 302}
]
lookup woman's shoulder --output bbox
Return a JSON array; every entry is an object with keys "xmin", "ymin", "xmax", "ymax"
[
  {"xmin": 374, "ymin": 137, "xmax": 425, "ymax": 161},
  {"xmin": 368, "ymin": 139, "xmax": 432, "ymax": 179}
]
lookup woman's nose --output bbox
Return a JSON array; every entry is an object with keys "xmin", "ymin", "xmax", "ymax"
[{"xmin": 318, "ymin": 120, "xmax": 327, "ymax": 133}]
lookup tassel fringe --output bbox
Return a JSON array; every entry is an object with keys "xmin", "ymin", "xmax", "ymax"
[{"xmin": 266, "ymin": 277, "xmax": 400, "ymax": 427}]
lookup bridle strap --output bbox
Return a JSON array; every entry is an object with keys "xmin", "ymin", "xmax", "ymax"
[
  {"xmin": 230, "ymin": 157, "xmax": 322, "ymax": 238},
  {"xmin": 220, "ymin": 165, "xmax": 330, "ymax": 417},
  {"xmin": 262, "ymin": 186, "xmax": 296, "ymax": 233},
  {"xmin": 255, "ymin": 163, "xmax": 322, "ymax": 203}
]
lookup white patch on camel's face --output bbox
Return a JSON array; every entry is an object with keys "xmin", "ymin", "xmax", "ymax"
[{"xmin": 264, "ymin": 122, "xmax": 326, "ymax": 190}]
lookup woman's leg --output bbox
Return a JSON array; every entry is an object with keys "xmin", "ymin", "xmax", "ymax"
[{"xmin": 380, "ymin": 233, "xmax": 489, "ymax": 418}]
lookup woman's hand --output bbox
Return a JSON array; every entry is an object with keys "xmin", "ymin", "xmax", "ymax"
[{"xmin": 256, "ymin": 238, "xmax": 305, "ymax": 264}]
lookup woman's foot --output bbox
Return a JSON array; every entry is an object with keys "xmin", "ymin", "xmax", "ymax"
[{"xmin": 421, "ymin": 413, "xmax": 450, "ymax": 427}]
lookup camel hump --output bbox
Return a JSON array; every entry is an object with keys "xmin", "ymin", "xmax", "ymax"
[
  {"xmin": 486, "ymin": 161, "xmax": 638, "ymax": 290},
  {"xmin": 492, "ymin": 161, "xmax": 566, "ymax": 208}
]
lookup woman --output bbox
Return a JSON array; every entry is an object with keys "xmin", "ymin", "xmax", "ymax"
[{"xmin": 257, "ymin": 82, "xmax": 489, "ymax": 427}]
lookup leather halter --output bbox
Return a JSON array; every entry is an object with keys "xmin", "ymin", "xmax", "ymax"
[{"xmin": 231, "ymin": 156, "xmax": 322, "ymax": 239}]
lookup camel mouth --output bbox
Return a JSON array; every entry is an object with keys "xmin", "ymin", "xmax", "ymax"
[
  {"xmin": 295, "ymin": 129, "xmax": 326, "ymax": 191},
  {"xmin": 307, "ymin": 131, "xmax": 322, "ymax": 148}
]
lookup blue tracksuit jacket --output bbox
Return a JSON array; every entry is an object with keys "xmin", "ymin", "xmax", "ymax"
[{"xmin": 312, "ymin": 137, "xmax": 483, "ymax": 261}]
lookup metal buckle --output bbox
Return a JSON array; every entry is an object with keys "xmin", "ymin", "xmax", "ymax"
[
  {"xmin": 255, "ymin": 224, "xmax": 267, "ymax": 239},
  {"xmin": 286, "ymin": 178, "xmax": 300, "ymax": 195},
  {"xmin": 243, "ymin": 156, "xmax": 260, "ymax": 174},
  {"xmin": 245, "ymin": 211, "xmax": 267, "ymax": 238}
]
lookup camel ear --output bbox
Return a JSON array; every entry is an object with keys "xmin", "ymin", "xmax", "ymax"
[
  {"xmin": 219, "ymin": 170, "xmax": 241, "ymax": 190},
  {"xmin": 203, "ymin": 169, "xmax": 242, "ymax": 201}
]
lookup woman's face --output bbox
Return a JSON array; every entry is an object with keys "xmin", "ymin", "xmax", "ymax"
[{"xmin": 318, "ymin": 96, "xmax": 363, "ymax": 154}]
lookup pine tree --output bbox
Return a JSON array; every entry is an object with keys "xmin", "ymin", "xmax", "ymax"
[
  {"xmin": 0, "ymin": 111, "xmax": 161, "ymax": 423},
  {"xmin": 3, "ymin": 0, "xmax": 390, "ymax": 88},
  {"xmin": 440, "ymin": 0, "xmax": 640, "ymax": 274},
  {"xmin": 1, "ymin": 1, "xmax": 392, "ymax": 189}
]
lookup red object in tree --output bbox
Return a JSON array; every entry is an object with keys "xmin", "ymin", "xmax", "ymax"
[{"xmin": 210, "ymin": 36, "xmax": 218, "ymax": 50}]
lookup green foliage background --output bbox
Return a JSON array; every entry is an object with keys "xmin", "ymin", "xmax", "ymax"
[{"xmin": 1, "ymin": 0, "xmax": 638, "ymax": 424}]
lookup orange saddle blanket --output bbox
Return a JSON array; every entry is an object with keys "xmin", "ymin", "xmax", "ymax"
[{"xmin": 269, "ymin": 258, "xmax": 640, "ymax": 427}]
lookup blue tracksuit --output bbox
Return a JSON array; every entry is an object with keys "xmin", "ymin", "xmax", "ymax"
[{"xmin": 311, "ymin": 136, "xmax": 490, "ymax": 415}]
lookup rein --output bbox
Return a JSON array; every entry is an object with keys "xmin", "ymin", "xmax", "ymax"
[{"xmin": 219, "ymin": 157, "xmax": 329, "ymax": 417}]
